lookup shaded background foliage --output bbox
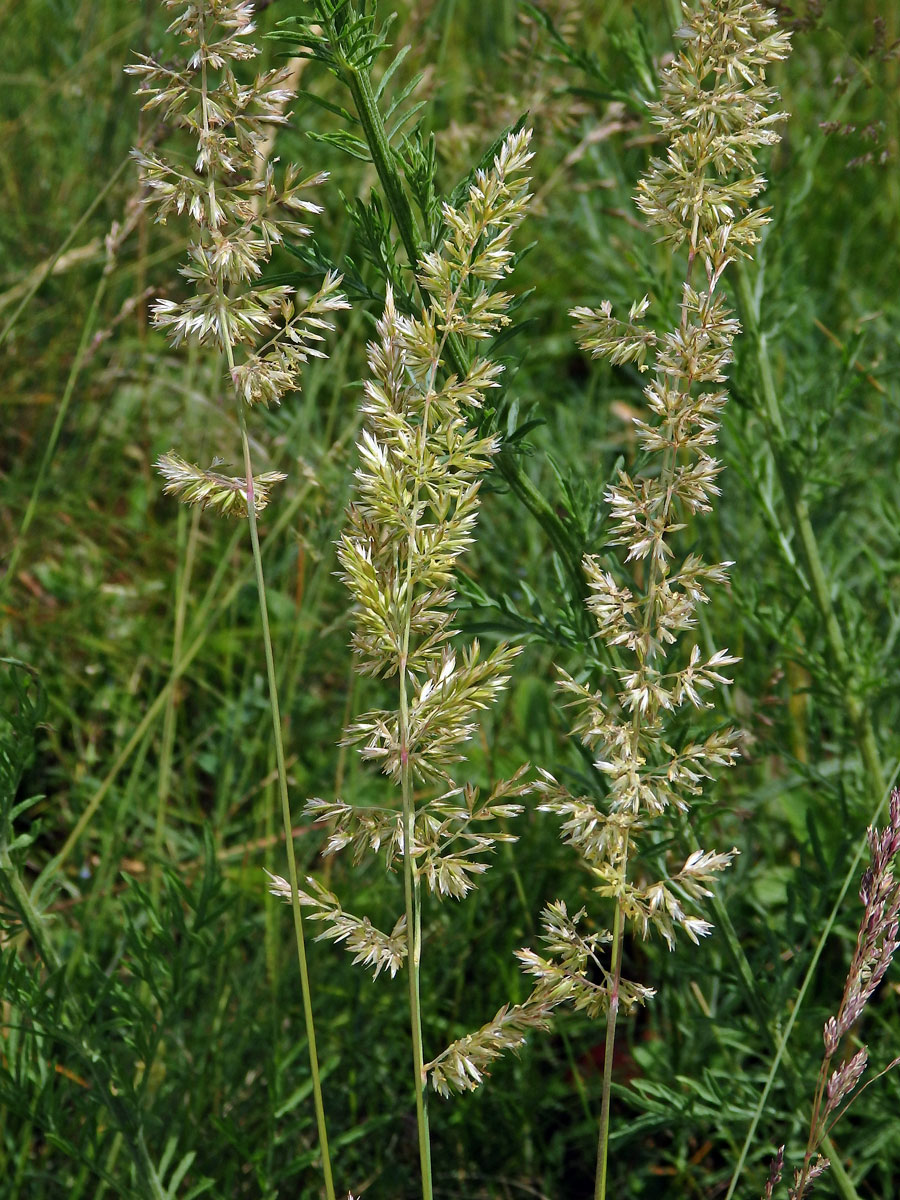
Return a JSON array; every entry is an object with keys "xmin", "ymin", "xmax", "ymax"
[{"xmin": 2, "ymin": 0, "xmax": 900, "ymax": 1196}]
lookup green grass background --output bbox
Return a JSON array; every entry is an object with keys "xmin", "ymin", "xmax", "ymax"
[{"xmin": 2, "ymin": 1, "xmax": 900, "ymax": 1196}]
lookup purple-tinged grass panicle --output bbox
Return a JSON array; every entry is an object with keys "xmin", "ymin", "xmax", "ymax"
[
  {"xmin": 762, "ymin": 1146, "xmax": 785, "ymax": 1200},
  {"xmin": 786, "ymin": 789, "xmax": 900, "ymax": 1200}
]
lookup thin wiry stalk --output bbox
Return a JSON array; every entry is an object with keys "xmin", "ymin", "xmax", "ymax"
[
  {"xmin": 0, "ymin": 155, "xmax": 129, "ymax": 352},
  {"xmin": 733, "ymin": 261, "xmax": 886, "ymax": 802},
  {"xmin": 2, "ymin": 270, "xmax": 109, "ymax": 605},
  {"xmin": 236, "ymin": 387, "xmax": 336, "ymax": 1200},
  {"xmin": 778, "ymin": 790, "xmax": 900, "ymax": 1200},
  {"xmin": 211, "ymin": 73, "xmax": 336, "ymax": 1200},
  {"xmin": 267, "ymin": 130, "xmax": 537, "ymax": 1180},
  {"xmin": 391, "ymin": 274, "xmax": 481, "ymax": 1194},
  {"xmin": 595, "ymin": 897, "xmax": 624, "ymax": 1200},
  {"xmin": 721, "ymin": 771, "xmax": 900, "ymax": 1200},
  {"xmin": 593, "ymin": 284, "xmax": 699, "ymax": 1191},
  {"xmin": 399, "ymin": 632, "xmax": 434, "ymax": 1196},
  {"xmin": 394, "ymin": 350, "xmax": 437, "ymax": 1190},
  {"xmin": 152, "ymin": 504, "xmax": 200, "ymax": 904}
]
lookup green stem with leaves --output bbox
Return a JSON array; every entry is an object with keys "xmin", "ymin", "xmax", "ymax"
[
  {"xmin": 0, "ymin": 848, "xmax": 166, "ymax": 1200},
  {"xmin": 323, "ymin": 19, "xmax": 587, "ymax": 599}
]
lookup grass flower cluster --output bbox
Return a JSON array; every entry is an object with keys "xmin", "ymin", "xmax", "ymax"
[
  {"xmin": 128, "ymin": 2, "xmax": 347, "ymax": 514},
  {"xmin": 518, "ymin": 3, "xmax": 791, "ymax": 1193},
  {"xmin": 271, "ymin": 125, "xmax": 535, "ymax": 1199}
]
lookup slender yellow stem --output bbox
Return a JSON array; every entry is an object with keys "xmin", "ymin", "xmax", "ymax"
[
  {"xmin": 398, "ymin": 456, "xmax": 433, "ymax": 1195},
  {"xmin": 230, "ymin": 361, "xmax": 336, "ymax": 1200},
  {"xmin": 592, "ymin": 216, "xmax": 703, "ymax": 1195},
  {"xmin": 152, "ymin": 504, "xmax": 200, "ymax": 902},
  {"xmin": 595, "ymin": 895, "xmax": 626, "ymax": 1200},
  {"xmin": 795, "ymin": 1057, "xmax": 832, "ymax": 1199},
  {"xmin": 399, "ymin": 654, "xmax": 434, "ymax": 1198}
]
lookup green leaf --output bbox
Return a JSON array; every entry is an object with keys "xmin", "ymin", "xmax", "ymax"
[
  {"xmin": 306, "ymin": 129, "xmax": 372, "ymax": 162},
  {"xmin": 293, "ymin": 89, "xmax": 358, "ymax": 124}
]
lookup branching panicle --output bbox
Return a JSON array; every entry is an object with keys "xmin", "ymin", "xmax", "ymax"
[
  {"xmin": 541, "ymin": 0, "xmax": 790, "ymax": 965},
  {"xmin": 272, "ymin": 129, "xmax": 536, "ymax": 1190},
  {"xmin": 319, "ymin": 130, "xmax": 534, "ymax": 894},
  {"xmin": 266, "ymin": 871, "xmax": 408, "ymax": 980},
  {"xmin": 130, "ymin": 8, "xmax": 345, "ymax": 1195},
  {"xmin": 156, "ymin": 450, "xmax": 285, "ymax": 517},
  {"xmin": 500, "ymin": 4, "xmax": 790, "ymax": 1192},
  {"xmin": 129, "ymin": 1, "xmax": 348, "ymax": 506}
]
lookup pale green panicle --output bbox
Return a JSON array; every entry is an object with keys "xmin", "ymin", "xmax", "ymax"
[
  {"xmin": 128, "ymin": 7, "xmax": 346, "ymax": 1195},
  {"xmin": 127, "ymin": 0, "xmax": 349, "ymax": 511},
  {"xmin": 269, "ymin": 132, "xmax": 538, "ymax": 1174},
  {"xmin": 272, "ymin": 128, "xmax": 536, "ymax": 965},
  {"xmin": 535, "ymin": 4, "xmax": 791, "ymax": 1192},
  {"xmin": 538, "ymin": 0, "xmax": 791, "ymax": 1012},
  {"xmin": 423, "ymin": 0, "xmax": 793, "ymax": 1170}
]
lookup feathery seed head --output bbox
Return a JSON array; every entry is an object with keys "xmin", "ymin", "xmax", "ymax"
[
  {"xmin": 129, "ymin": 1, "xmax": 346, "ymax": 512},
  {"xmin": 282, "ymin": 131, "xmax": 538, "ymax": 1022},
  {"xmin": 528, "ymin": 2, "xmax": 790, "ymax": 1039}
]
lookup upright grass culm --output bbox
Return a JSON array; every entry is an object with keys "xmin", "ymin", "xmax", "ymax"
[
  {"xmin": 268, "ymin": 127, "xmax": 536, "ymax": 1198},
  {"xmin": 484, "ymin": 5, "xmax": 791, "ymax": 1197},
  {"xmin": 127, "ymin": 3, "xmax": 348, "ymax": 1195}
]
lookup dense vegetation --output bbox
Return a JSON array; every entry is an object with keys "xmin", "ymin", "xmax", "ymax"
[{"xmin": 2, "ymin": 1, "xmax": 900, "ymax": 1197}]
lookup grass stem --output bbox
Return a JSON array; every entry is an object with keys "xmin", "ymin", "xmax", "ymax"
[
  {"xmin": 151, "ymin": 504, "xmax": 200, "ymax": 902},
  {"xmin": 234, "ymin": 382, "xmax": 336, "ymax": 1200},
  {"xmin": 595, "ymin": 896, "xmax": 625, "ymax": 1200},
  {"xmin": 400, "ymin": 677, "xmax": 434, "ymax": 1199}
]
